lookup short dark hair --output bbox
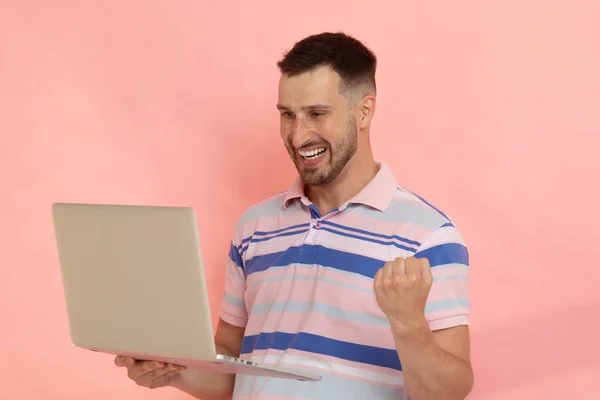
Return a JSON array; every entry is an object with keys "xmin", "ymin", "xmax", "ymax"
[{"xmin": 277, "ymin": 32, "xmax": 377, "ymax": 96}]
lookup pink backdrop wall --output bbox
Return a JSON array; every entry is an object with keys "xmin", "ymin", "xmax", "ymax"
[{"xmin": 1, "ymin": 1, "xmax": 599, "ymax": 399}]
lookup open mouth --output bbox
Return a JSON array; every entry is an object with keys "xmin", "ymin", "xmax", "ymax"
[{"xmin": 299, "ymin": 147, "xmax": 327, "ymax": 161}]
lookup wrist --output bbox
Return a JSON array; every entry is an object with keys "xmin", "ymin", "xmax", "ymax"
[{"xmin": 389, "ymin": 315, "xmax": 432, "ymax": 344}]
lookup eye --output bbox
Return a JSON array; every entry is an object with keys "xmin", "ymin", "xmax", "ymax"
[
  {"xmin": 281, "ymin": 111, "xmax": 294, "ymax": 119},
  {"xmin": 310, "ymin": 111, "xmax": 326, "ymax": 118}
]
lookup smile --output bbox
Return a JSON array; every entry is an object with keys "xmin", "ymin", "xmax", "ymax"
[{"xmin": 299, "ymin": 147, "xmax": 326, "ymax": 160}]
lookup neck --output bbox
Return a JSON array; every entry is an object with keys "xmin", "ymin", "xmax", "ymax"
[{"xmin": 306, "ymin": 150, "xmax": 378, "ymax": 215}]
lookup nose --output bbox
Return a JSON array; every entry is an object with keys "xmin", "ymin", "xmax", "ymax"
[{"xmin": 290, "ymin": 116, "xmax": 315, "ymax": 149}]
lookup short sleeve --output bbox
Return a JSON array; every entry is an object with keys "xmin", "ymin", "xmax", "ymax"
[
  {"xmin": 414, "ymin": 222, "xmax": 470, "ymax": 331},
  {"xmin": 219, "ymin": 235, "xmax": 248, "ymax": 328}
]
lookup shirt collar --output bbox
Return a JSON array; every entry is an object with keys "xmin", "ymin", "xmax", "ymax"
[{"xmin": 283, "ymin": 161, "xmax": 398, "ymax": 212}]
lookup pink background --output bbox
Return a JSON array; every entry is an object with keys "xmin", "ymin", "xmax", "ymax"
[{"xmin": 1, "ymin": 1, "xmax": 599, "ymax": 399}]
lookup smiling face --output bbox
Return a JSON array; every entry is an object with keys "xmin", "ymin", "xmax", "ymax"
[{"xmin": 277, "ymin": 66, "xmax": 359, "ymax": 187}]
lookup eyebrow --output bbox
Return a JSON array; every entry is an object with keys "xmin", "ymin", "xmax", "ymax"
[{"xmin": 276, "ymin": 104, "xmax": 333, "ymax": 111}]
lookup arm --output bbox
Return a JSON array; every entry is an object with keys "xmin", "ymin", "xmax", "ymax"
[
  {"xmin": 171, "ymin": 318, "xmax": 245, "ymax": 400},
  {"xmin": 173, "ymin": 233, "xmax": 250, "ymax": 398},
  {"xmin": 374, "ymin": 224, "xmax": 473, "ymax": 400},
  {"xmin": 391, "ymin": 321, "xmax": 473, "ymax": 400},
  {"xmin": 115, "ymin": 235, "xmax": 250, "ymax": 396}
]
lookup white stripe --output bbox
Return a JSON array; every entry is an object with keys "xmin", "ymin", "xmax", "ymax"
[{"xmin": 252, "ymin": 352, "xmax": 405, "ymax": 387}]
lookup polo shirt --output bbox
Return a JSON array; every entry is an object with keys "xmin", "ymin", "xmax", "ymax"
[{"xmin": 220, "ymin": 162, "xmax": 470, "ymax": 399}]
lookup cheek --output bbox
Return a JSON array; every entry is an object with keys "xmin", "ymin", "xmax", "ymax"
[
  {"xmin": 279, "ymin": 123, "xmax": 290, "ymax": 141},
  {"xmin": 281, "ymin": 131, "xmax": 292, "ymax": 147}
]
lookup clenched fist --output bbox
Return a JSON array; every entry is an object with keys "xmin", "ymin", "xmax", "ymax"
[{"xmin": 374, "ymin": 256, "xmax": 433, "ymax": 330}]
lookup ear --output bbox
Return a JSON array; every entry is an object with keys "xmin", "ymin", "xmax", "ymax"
[{"xmin": 357, "ymin": 94, "xmax": 376, "ymax": 129}]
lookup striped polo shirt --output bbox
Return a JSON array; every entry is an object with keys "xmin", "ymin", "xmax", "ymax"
[{"xmin": 220, "ymin": 162, "xmax": 470, "ymax": 399}]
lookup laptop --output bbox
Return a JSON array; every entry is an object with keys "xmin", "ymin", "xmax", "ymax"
[{"xmin": 51, "ymin": 202, "xmax": 321, "ymax": 382}]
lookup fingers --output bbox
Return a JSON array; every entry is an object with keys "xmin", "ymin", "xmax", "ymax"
[
  {"xmin": 419, "ymin": 257, "xmax": 432, "ymax": 285},
  {"xmin": 375, "ymin": 256, "xmax": 432, "ymax": 293},
  {"xmin": 115, "ymin": 358, "xmax": 186, "ymax": 389},
  {"xmin": 405, "ymin": 257, "xmax": 421, "ymax": 282},
  {"xmin": 132, "ymin": 360, "xmax": 165, "ymax": 377},
  {"xmin": 384, "ymin": 259, "xmax": 395, "ymax": 283},
  {"xmin": 391, "ymin": 257, "xmax": 406, "ymax": 283},
  {"xmin": 380, "ymin": 260, "xmax": 395, "ymax": 295},
  {"xmin": 114, "ymin": 356, "xmax": 135, "ymax": 367},
  {"xmin": 138, "ymin": 362, "xmax": 184, "ymax": 382}
]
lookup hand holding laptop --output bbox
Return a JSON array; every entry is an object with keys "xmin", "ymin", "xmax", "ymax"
[
  {"xmin": 52, "ymin": 203, "xmax": 321, "ymax": 387},
  {"xmin": 115, "ymin": 356, "xmax": 186, "ymax": 389}
]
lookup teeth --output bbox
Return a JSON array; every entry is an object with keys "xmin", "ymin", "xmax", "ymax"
[{"xmin": 299, "ymin": 148, "xmax": 326, "ymax": 157}]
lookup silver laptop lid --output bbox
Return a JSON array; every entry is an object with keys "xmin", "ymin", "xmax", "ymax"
[{"xmin": 51, "ymin": 203, "xmax": 217, "ymax": 360}]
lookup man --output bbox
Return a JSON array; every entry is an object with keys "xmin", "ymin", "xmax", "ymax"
[{"xmin": 115, "ymin": 32, "xmax": 473, "ymax": 399}]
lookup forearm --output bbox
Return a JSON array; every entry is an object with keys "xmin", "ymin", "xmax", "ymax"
[
  {"xmin": 170, "ymin": 345, "xmax": 237, "ymax": 400},
  {"xmin": 393, "ymin": 320, "xmax": 473, "ymax": 400}
]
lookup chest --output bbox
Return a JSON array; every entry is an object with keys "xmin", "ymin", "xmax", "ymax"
[{"xmin": 240, "ymin": 209, "xmax": 421, "ymax": 324}]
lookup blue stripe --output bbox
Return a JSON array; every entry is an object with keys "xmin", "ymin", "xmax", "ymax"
[
  {"xmin": 415, "ymin": 243, "xmax": 469, "ymax": 267},
  {"xmin": 240, "ymin": 231, "xmax": 309, "ymax": 257},
  {"xmin": 241, "ymin": 331, "xmax": 402, "ymax": 371},
  {"xmin": 244, "ymin": 245, "xmax": 386, "ymax": 278},
  {"xmin": 319, "ymin": 226, "xmax": 418, "ymax": 252},
  {"xmin": 241, "ymin": 223, "xmax": 311, "ymax": 245},
  {"xmin": 321, "ymin": 220, "xmax": 421, "ymax": 246},
  {"xmin": 309, "ymin": 204, "xmax": 321, "ymax": 218},
  {"xmin": 243, "ymin": 228, "xmax": 309, "ymax": 248},
  {"xmin": 441, "ymin": 222, "xmax": 454, "ymax": 228},
  {"xmin": 228, "ymin": 242, "xmax": 244, "ymax": 270}
]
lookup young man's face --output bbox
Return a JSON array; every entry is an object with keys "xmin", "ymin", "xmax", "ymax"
[{"xmin": 277, "ymin": 66, "xmax": 358, "ymax": 187}]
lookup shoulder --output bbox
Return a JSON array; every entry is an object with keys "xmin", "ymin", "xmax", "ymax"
[
  {"xmin": 390, "ymin": 186, "xmax": 468, "ymax": 251},
  {"xmin": 390, "ymin": 187, "xmax": 470, "ymax": 266},
  {"xmin": 376, "ymin": 185, "xmax": 456, "ymax": 232},
  {"xmin": 235, "ymin": 190, "xmax": 288, "ymax": 227},
  {"xmin": 229, "ymin": 189, "xmax": 290, "ymax": 242}
]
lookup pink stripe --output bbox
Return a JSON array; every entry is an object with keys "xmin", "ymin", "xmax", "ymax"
[
  {"xmin": 426, "ymin": 307, "xmax": 470, "ymax": 322},
  {"xmin": 234, "ymin": 396, "xmax": 303, "ymax": 400},
  {"xmin": 316, "ymin": 231, "xmax": 416, "ymax": 260},
  {"xmin": 247, "ymin": 271, "xmax": 378, "ymax": 311},
  {"xmin": 243, "ymin": 221, "xmax": 430, "ymax": 261},
  {"xmin": 429, "ymin": 315, "xmax": 469, "ymax": 330},
  {"xmin": 427, "ymin": 278, "xmax": 469, "ymax": 302},
  {"xmin": 238, "ymin": 212, "xmax": 309, "ymax": 238},
  {"xmin": 220, "ymin": 308, "xmax": 247, "ymax": 327},
  {"xmin": 245, "ymin": 302, "xmax": 394, "ymax": 349},
  {"xmin": 245, "ymin": 232, "xmax": 308, "ymax": 258},
  {"xmin": 244, "ymin": 228, "xmax": 423, "ymax": 264},
  {"xmin": 247, "ymin": 264, "xmax": 374, "ymax": 291},
  {"xmin": 433, "ymin": 265, "xmax": 468, "ymax": 277},
  {"xmin": 244, "ymin": 266, "xmax": 375, "ymax": 316},
  {"xmin": 333, "ymin": 211, "xmax": 432, "ymax": 243},
  {"xmin": 248, "ymin": 349, "xmax": 403, "ymax": 385}
]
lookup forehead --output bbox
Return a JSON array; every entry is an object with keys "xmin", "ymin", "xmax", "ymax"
[{"xmin": 278, "ymin": 66, "xmax": 345, "ymax": 108}]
